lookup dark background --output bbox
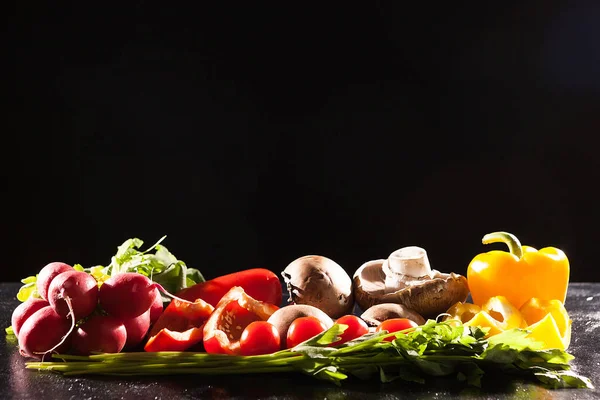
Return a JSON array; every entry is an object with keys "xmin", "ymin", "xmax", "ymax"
[{"xmin": 6, "ymin": 2, "xmax": 600, "ymax": 283}]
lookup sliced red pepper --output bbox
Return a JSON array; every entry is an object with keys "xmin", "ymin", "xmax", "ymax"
[
  {"xmin": 176, "ymin": 268, "xmax": 282, "ymax": 307},
  {"xmin": 148, "ymin": 298, "xmax": 214, "ymax": 338},
  {"xmin": 144, "ymin": 326, "xmax": 204, "ymax": 352},
  {"xmin": 203, "ymin": 286, "xmax": 279, "ymax": 355}
]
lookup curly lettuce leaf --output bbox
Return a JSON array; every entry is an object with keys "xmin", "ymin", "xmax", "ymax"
[
  {"xmin": 16, "ymin": 276, "xmax": 39, "ymax": 302},
  {"xmin": 102, "ymin": 236, "xmax": 204, "ymax": 294}
]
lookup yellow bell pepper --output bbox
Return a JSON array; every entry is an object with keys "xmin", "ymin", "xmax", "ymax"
[
  {"xmin": 467, "ymin": 231, "xmax": 570, "ymax": 309},
  {"xmin": 519, "ymin": 297, "xmax": 572, "ymax": 349},
  {"xmin": 444, "ymin": 302, "xmax": 482, "ymax": 324},
  {"xmin": 525, "ymin": 313, "xmax": 572, "ymax": 351},
  {"xmin": 464, "ymin": 311, "xmax": 504, "ymax": 337},
  {"xmin": 444, "ymin": 296, "xmax": 525, "ymax": 337},
  {"xmin": 480, "ymin": 295, "xmax": 527, "ymax": 330}
]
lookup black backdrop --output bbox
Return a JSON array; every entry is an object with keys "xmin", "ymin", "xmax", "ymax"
[{"xmin": 6, "ymin": 2, "xmax": 600, "ymax": 283}]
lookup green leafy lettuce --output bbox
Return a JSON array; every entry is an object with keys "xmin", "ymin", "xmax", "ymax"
[{"xmin": 15, "ymin": 236, "xmax": 204, "ymax": 303}]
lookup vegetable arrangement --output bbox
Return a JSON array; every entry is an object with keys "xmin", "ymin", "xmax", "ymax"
[{"xmin": 5, "ymin": 232, "xmax": 595, "ymax": 391}]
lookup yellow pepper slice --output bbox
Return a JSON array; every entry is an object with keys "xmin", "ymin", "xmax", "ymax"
[
  {"xmin": 444, "ymin": 296, "xmax": 525, "ymax": 337},
  {"xmin": 444, "ymin": 302, "xmax": 482, "ymax": 324},
  {"xmin": 467, "ymin": 231, "xmax": 570, "ymax": 308},
  {"xmin": 525, "ymin": 313, "xmax": 572, "ymax": 350},
  {"xmin": 481, "ymin": 295, "xmax": 526, "ymax": 330},
  {"xmin": 463, "ymin": 311, "xmax": 504, "ymax": 337},
  {"xmin": 519, "ymin": 297, "xmax": 572, "ymax": 349}
]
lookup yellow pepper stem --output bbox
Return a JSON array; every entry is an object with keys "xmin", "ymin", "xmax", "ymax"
[{"xmin": 481, "ymin": 231, "xmax": 524, "ymax": 259}]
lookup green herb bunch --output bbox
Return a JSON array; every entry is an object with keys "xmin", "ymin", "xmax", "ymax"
[{"xmin": 26, "ymin": 320, "xmax": 594, "ymax": 389}]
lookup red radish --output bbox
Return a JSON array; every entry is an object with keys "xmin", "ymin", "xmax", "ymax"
[
  {"xmin": 122, "ymin": 309, "xmax": 151, "ymax": 349},
  {"xmin": 149, "ymin": 288, "xmax": 163, "ymax": 324},
  {"xmin": 71, "ymin": 314, "xmax": 127, "ymax": 355},
  {"xmin": 36, "ymin": 262, "xmax": 73, "ymax": 300},
  {"xmin": 99, "ymin": 273, "xmax": 156, "ymax": 320},
  {"xmin": 48, "ymin": 270, "xmax": 99, "ymax": 321},
  {"xmin": 18, "ymin": 306, "xmax": 72, "ymax": 359},
  {"xmin": 11, "ymin": 298, "xmax": 50, "ymax": 336}
]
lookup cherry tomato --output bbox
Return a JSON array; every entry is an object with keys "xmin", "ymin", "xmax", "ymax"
[
  {"xmin": 376, "ymin": 318, "xmax": 418, "ymax": 342},
  {"xmin": 330, "ymin": 315, "xmax": 369, "ymax": 346},
  {"xmin": 239, "ymin": 321, "xmax": 281, "ymax": 356},
  {"xmin": 286, "ymin": 316, "xmax": 327, "ymax": 349},
  {"xmin": 203, "ymin": 287, "xmax": 279, "ymax": 355}
]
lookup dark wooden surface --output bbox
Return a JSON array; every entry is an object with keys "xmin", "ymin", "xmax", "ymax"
[{"xmin": 1, "ymin": 282, "xmax": 598, "ymax": 399}]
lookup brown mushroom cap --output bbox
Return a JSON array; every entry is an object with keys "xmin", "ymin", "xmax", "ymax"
[
  {"xmin": 266, "ymin": 304, "xmax": 334, "ymax": 348},
  {"xmin": 353, "ymin": 259, "xmax": 470, "ymax": 320},
  {"xmin": 282, "ymin": 255, "xmax": 354, "ymax": 319},
  {"xmin": 360, "ymin": 303, "xmax": 426, "ymax": 327}
]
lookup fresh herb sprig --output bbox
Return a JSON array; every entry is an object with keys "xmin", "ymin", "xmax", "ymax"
[{"xmin": 25, "ymin": 320, "xmax": 594, "ymax": 389}]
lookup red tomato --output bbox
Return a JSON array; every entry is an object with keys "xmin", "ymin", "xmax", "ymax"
[
  {"xmin": 376, "ymin": 318, "xmax": 418, "ymax": 342},
  {"xmin": 203, "ymin": 287, "xmax": 279, "ymax": 355},
  {"xmin": 239, "ymin": 321, "xmax": 281, "ymax": 356},
  {"xmin": 177, "ymin": 269, "xmax": 282, "ymax": 307},
  {"xmin": 286, "ymin": 316, "xmax": 327, "ymax": 349},
  {"xmin": 330, "ymin": 315, "xmax": 369, "ymax": 346}
]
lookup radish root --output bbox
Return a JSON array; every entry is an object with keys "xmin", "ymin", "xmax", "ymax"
[
  {"xmin": 153, "ymin": 283, "xmax": 193, "ymax": 305},
  {"xmin": 37, "ymin": 295, "xmax": 76, "ymax": 362}
]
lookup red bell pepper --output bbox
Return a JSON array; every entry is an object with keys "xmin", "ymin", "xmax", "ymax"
[
  {"xmin": 203, "ymin": 286, "xmax": 279, "ymax": 355},
  {"xmin": 144, "ymin": 326, "xmax": 204, "ymax": 352},
  {"xmin": 148, "ymin": 298, "xmax": 214, "ymax": 338},
  {"xmin": 176, "ymin": 268, "xmax": 282, "ymax": 307}
]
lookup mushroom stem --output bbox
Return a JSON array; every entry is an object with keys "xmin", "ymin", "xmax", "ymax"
[
  {"xmin": 481, "ymin": 231, "xmax": 524, "ymax": 259},
  {"xmin": 387, "ymin": 246, "xmax": 432, "ymax": 277}
]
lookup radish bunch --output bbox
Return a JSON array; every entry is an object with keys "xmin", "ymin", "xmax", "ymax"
[{"xmin": 12, "ymin": 262, "xmax": 164, "ymax": 359}]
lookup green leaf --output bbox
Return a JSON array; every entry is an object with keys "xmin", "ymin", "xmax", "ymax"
[
  {"xmin": 481, "ymin": 344, "xmax": 519, "ymax": 364},
  {"xmin": 379, "ymin": 366, "xmax": 402, "ymax": 383},
  {"xmin": 5, "ymin": 328, "xmax": 17, "ymax": 345},
  {"xmin": 315, "ymin": 324, "xmax": 348, "ymax": 346},
  {"xmin": 486, "ymin": 328, "xmax": 545, "ymax": 351},
  {"xmin": 532, "ymin": 367, "xmax": 595, "ymax": 389},
  {"xmin": 73, "ymin": 264, "xmax": 85, "ymax": 272},
  {"xmin": 152, "ymin": 244, "xmax": 178, "ymax": 268},
  {"xmin": 522, "ymin": 349, "xmax": 574, "ymax": 365},
  {"xmin": 312, "ymin": 366, "xmax": 347, "ymax": 386},
  {"xmin": 21, "ymin": 276, "xmax": 37, "ymax": 284},
  {"xmin": 90, "ymin": 236, "xmax": 204, "ymax": 292},
  {"xmin": 17, "ymin": 278, "xmax": 38, "ymax": 302},
  {"xmin": 460, "ymin": 362, "xmax": 485, "ymax": 388},
  {"xmin": 186, "ymin": 267, "xmax": 205, "ymax": 284},
  {"xmin": 290, "ymin": 324, "xmax": 350, "ymax": 359},
  {"xmin": 413, "ymin": 358, "xmax": 456, "ymax": 377}
]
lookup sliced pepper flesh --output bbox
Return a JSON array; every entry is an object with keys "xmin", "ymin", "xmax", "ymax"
[
  {"xmin": 144, "ymin": 326, "xmax": 205, "ymax": 352},
  {"xmin": 445, "ymin": 296, "xmax": 525, "ymax": 337},
  {"xmin": 444, "ymin": 302, "xmax": 482, "ymax": 324},
  {"xmin": 481, "ymin": 295, "xmax": 526, "ymax": 330},
  {"xmin": 519, "ymin": 297, "xmax": 572, "ymax": 350},
  {"xmin": 525, "ymin": 313, "xmax": 572, "ymax": 350},
  {"xmin": 467, "ymin": 231, "xmax": 570, "ymax": 308},
  {"xmin": 519, "ymin": 297, "xmax": 570, "ymax": 338},
  {"xmin": 463, "ymin": 311, "xmax": 504, "ymax": 337},
  {"xmin": 203, "ymin": 286, "xmax": 279, "ymax": 355},
  {"xmin": 148, "ymin": 297, "xmax": 214, "ymax": 338}
]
